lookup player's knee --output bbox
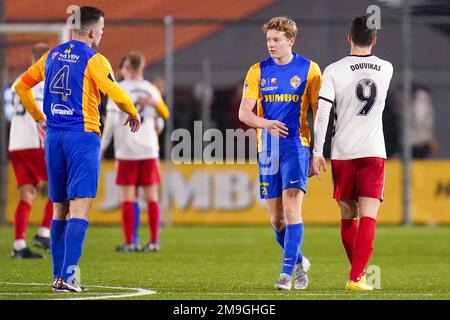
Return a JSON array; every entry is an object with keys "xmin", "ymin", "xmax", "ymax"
[
  {"xmin": 19, "ymin": 185, "xmax": 36, "ymax": 204},
  {"xmin": 338, "ymin": 201, "xmax": 357, "ymax": 219},
  {"xmin": 283, "ymin": 210, "xmax": 302, "ymax": 224},
  {"xmin": 270, "ymin": 216, "xmax": 285, "ymax": 231}
]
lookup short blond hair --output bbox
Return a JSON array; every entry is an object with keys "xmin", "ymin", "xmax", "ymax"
[
  {"xmin": 125, "ymin": 51, "xmax": 146, "ymax": 71},
  {"xmin": 262, "ymin": 16, "xmax": 297, "ymax": 39}
]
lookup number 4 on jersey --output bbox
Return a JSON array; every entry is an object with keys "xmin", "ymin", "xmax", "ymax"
[
  {"xmin": 50, "ymin": 65, "xmax": 72, "ymax": 101},
  {"xmin": 356, "ymin": 79, "xmax": 377, "ymax": 116}
]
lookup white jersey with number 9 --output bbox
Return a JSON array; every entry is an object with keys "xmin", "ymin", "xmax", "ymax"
[{"xmin": 318, "ymin": 55, "xmax": 393, "ymax": 160}]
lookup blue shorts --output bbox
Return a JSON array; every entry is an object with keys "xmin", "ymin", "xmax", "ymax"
[
  {"xmin": 258, "ymin": 145, "xmax": 310, "ymax": 199},
  {"xmin": 45, "ymin": 129, "xmax": 100, "ymax": 202}
]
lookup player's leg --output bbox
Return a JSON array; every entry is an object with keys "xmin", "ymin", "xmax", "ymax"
[
  {"xmin": 258, "ymin": 150, "xmax": 286, "ymax": 288},
  {"xmin": 349, "ymin": 197, "xmax": 380, "ymax": 284},
  {"xmin": 141, "ymin": 159, "xmax": 162, "ymax": 252},
  {"xmin": 133, "ymin": 190, "xmax": 141, "ymax": 248},
  {"xmin": 58, "ymin": 131, "xmax": 101, "ymax": 291},
  {"xmin": 51, "ymin": 201, "xmax": 70, "ymax": 288},
  {"xmin": 143, "ymin": 184, "xmax": 160, "ymax": 251},
  {"xmin": 45, "ymin": 129, "xmax": 72, "ymax": 290},
  {"xmin": 119, "ymin": 185, "xmax": 137, "ymax": 249},
  {"xmin": 331, "ymin": 159, "xmax": 361, "ymax": 266},
  {"xmin": 116, "ymin": 159, "xmax": 139, "ymax": 252},
  {"xmin": 278, "ymin": 146, "xmax": 311, "ymax": 290},
  {"xmin": 13, "ymin": 184, "xmax": 42, "ymax": 258},
  {"xmin": 338, "ymin": 200, "xmax": 358, "ymax": 264},
  {"xmin": 266, "ymin": 196, "xmax": 285, "ymax": 248},
  {"xmin": 9, "ymin": 150, "xmax": 42, "ymax": 258},
  {"xmin": 347, "ymin": 157, "xmax": 385, "ymax": 291},
  {"xmin": 33, "ymin": 149, "xmax": 52, "ymax": 250}
]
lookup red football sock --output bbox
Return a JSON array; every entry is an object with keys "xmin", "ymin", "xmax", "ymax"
[
  {"xmin": 340, "ymin": 218, "xmax": 359, "ymax": 264},
  {"xmin": 14, "ymin": 201, "xmax": 32, "ymax": 240},
  {"xmin": 147, "ymin": 201, "xmax": 160, "ymax": 243},
  {"xmin": 121, "ymin": 202, "xmax": 135, "ymax": 244},
  {"xmin": 350, "ymin": 216, "xmax": 377, "ymax": 281},
  {"xmin": 40, "ymin": 199, "xmax": 53, "ymax": 229}
]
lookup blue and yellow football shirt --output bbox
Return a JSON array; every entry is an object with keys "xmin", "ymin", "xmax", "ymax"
[
  {"xmin": 21, "ymin": 40, "xmax": 131, "ymax": 134},
  {"xmin": 243, "ymin": 53, "xmax": 322, "ymax": 152}
]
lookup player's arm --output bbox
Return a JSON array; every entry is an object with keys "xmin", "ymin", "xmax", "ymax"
[
  {"xmin": 100, "ymin": 102, "xmax": 120, "ymax": 159},
  {"xmin": 312, "ymin": 66, "xmax": 335, "ymax": 180},
  {"xmin": 88, "ymin": 54, "xmax": 140, "ymax": 132},
  {"xmin": 145, "ymin": 85, "xmax": 170, "ymax": 120},
  {"xmin": 307, "ymin": 61, "xmax": 322, "ymax": 119},
  {"xmin": 238, "ymin": 64, "xmax": 288, "ymax": 138},
  {"xmin": 13, "ymin": 52, "xmax": 48, "ymax": 123}
]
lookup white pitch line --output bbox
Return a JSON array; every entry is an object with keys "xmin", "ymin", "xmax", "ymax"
[
  {"xmin": 162, "ymin": 292, "xmax": 450, "ymax": 297},
  {"xmin": 0, "ymin": 282, "xmax": 156, "ymax": 300}
]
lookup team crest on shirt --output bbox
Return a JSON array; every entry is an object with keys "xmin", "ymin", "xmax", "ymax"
[
  {"xmin": 290, "ymin": 75, "xmax": 302, "ymax": 89},
  {"xmin": 260, "ymin": 78, "xmax": 266, "ymax": 87},
  {"xmin": 270, "ymin": 78, "xmax": 278, "ymax": 85},
  {"xmin": 64, "ymin": 44, "xmax": 74, "ymax": 54}
]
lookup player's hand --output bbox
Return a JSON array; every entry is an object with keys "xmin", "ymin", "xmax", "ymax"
[
  {"xmin": 263, "ymin": 119, "xmax": 289, "ymax": 138},
  {"xmin": 124, "ymin": 113, "xmax": 141, "ymax": 133},
  {"xmin": 308, "ymin": 156, "xmax": 315, "ymax": 178},
  {"xmin": 312, "ymin": 155, "xmax": 327, "ymax": 181},
  {"xmin": 37, "ymin": 119, "xmax": 47, "ymax": 131}
]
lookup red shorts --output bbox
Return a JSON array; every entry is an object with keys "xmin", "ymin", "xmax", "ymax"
[
  {"xmin": 331, "ymin": 157, "xmax": 385, "ymax": 201},
  {"xmin": 9, "ymin": 148, "xmax": 48, "ymax": 186},
  {"xmin": 116, "ymin": 159, "xmax": 160, "ymax": 186}
]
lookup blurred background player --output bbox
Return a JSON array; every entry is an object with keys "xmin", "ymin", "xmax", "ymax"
[
  {"xmin": 14, "ymin": 6, "xmax": 140, "ymax": 292},
  {"xmin": 239, "ymin": 16, "xmax": 322, "ymax": 290},
  {"xmin": 409, "ymin": 83, "xmax": 437, "ymax": 158},
  {"xmin": 313, "ymin": 16, "xmax": 393, "ymax": 291},
  {"xmin": 101, "ymin": 51, "xmax": 169, "ymax": 253},
  {"xmin": 9, "ymin": 43, "xmax": 53, "ymax": 258}
]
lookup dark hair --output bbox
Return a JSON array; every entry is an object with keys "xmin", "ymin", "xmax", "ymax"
[
  {"xmin": 32, "ymin": 42, "xmax": 49, "ymax": 61},
  {"xmin": 74, "ymin": 6, "xmax": 104, "ymax": 34},
  {"xmin": 350, "ymin": 16, "xmax": 376, "ymax": 47}
]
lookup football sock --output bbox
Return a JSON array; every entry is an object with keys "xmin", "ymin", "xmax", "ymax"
[
  {"xmin": 341, "ymin": 218, "xmax": 359, "ymax": 264},
  {"xmin": 281, "ymin": 223, "xmax": 303, "ymax": 276},
  {"xmin": 274, "ymin": 227, "xmax": 303, "ymax": 264},
  {"xmin": 147, "ymin": 201, "xmax": 160, "ymax": 243},
  {"xmin": 61, "ymin": 218, "xmax": 89, "ymax": 281},
  {"xmin": 121, "ymin": 201, "xmax": 135, "ymax": 244},
  {"xmin": 13, "ymin": 240, "xmax": 26, "ymax": 250},
  {"xmin": 40, "ymin": 199, "xmax": 53, "ymax": 230},
  {"xmin": 37, "ymin": 227, "xmax": 50, "ymax": 238},
  {"xmin": 350, "ymin": 216, "xmax": 376, "ymax": 281},
  {"xmin": 133, "ymin": 202, "xmax": 140, "ymax": 244},
  {"xmin": 14, "ymin": 200, "xmax": 31, "ymax": 241},
  {"xmin": 50, "ymin": 219, "xmax": 67, "ymax": 279}
]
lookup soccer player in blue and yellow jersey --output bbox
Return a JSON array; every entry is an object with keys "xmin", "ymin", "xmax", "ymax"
[
  {"xmin": 239, "ymin": 16, "xmax": 321, "ymax": 290},
  {"xmin": 14, "ymin": 7, "xmax": 141, "ymax": 293}
]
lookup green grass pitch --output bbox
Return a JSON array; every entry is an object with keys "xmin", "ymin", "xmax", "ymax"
[{"xmin": 0, "ymin": 225, "xmax": 449, "ymax": 300}]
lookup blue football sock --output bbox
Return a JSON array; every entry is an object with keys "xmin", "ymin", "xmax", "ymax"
[
  {"xmin": 50, "ymin": 219, "xmax": 67, "ymax": 279},
  {"xmin": 281, "ymin": 223, "xmax": 304, "ymax": 276},
  {"xmin": 133, "ymin": 202, "xmax": 140, "ymax": 244},
  {"xmin": 61, "ymin": 218, "xmax": 89, "ymax": 281},
  {"xmin": 274, "ymin": 226, "xmax": 303, "ymax": 265},
  {"xmin": 274, "ymin": 228, "xmax": 285, "ymax": 249}
]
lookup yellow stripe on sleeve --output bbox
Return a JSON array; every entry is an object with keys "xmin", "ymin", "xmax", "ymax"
[{"xmin": 242, "ymin": 63, "xmax": 261, "ymax": 99}]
